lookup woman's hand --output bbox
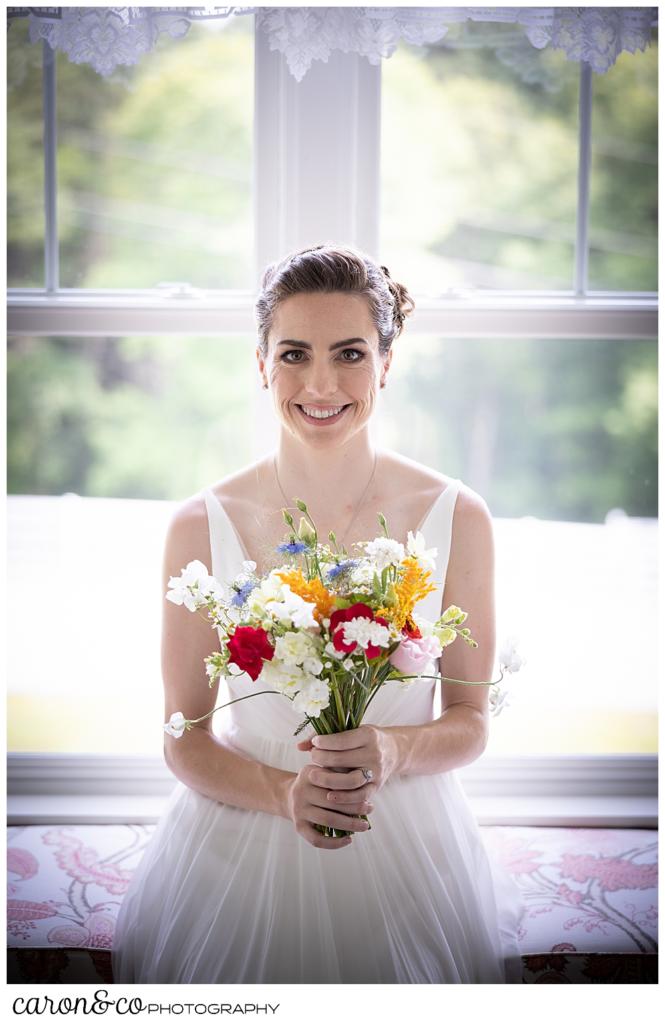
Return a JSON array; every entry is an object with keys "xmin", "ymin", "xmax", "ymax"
[
  {"xmin": 285, "ymin": 760, "xmax": 373, "ymax": 850},
  {"xmin": 298, "ymin": 723, "xmax": 399, "ymax": 802}
]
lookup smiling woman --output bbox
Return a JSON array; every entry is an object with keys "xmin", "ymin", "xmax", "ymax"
[{"xmin": 111, "ymin": 243, "xmax": 525, "ymax": 984}]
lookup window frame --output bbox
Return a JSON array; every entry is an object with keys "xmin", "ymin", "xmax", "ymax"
[{"xmin": 6, "ymin": 23, "xmax": 658, "ymax": 824}]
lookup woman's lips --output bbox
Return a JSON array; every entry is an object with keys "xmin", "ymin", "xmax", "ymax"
[{"xmin": 296, "ymin": 404, "xmax": 351, "ymax": 425}]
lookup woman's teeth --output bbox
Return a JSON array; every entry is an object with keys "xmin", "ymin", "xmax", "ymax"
[{"xmin": 299, "ymin": 405, "xmax": 347, "ymax": 420}]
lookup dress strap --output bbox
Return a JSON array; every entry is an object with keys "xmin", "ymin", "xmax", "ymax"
[
  {"xmin": 426, "ymin": 479, "xmax": 461, "ymax": 588},
  {"xmin": 202, "ymin": 488, "xmax": 233, "ymax": 581}
]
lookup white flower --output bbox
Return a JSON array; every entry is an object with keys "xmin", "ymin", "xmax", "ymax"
[
  {"xmin": 274, "ymin": 631, "xmax": 317, "ymax": 666},
  {"xmin": 406, "ymin": 530, "xmax": 438, "ymax": 573},
  {"xmin": 163, "ymin": 711, "xmax": 188, "ymax": 738},
  {"xmin": 324, "ymin": 641, "xmax": 344, "ymax": 660},
  {"xmin": 166, "ymin": 559, "xmax": 214, "ymax": 611},
  {"xmin": 489, "ymin": 686, "xmax": 511, "ymax": 717},
  {"xmin": 198, "ymin": 575, "xmax": 226, "ymax": 602},
  {"xmin": 347, "ymin": 561, "xmax": 375, "ymax": 591},
  {"xmin": 342, "ymin": 657, "xmax": 355, "ymax": 670},
  {"xmin": 341, "ymin": 617, "xmax": 392, "ymax": 650},
  {"xmin": 293, "ymin": 678, "xmax": 331, "ymax": 717},
  {"xmin": 266, "ymin": 585, "xmax": 319, "ymax": 629},
  {"xmin": 302, "ymin": 655, "xmax": 323, "ymax": 676},
  {"xmin": 362, "ymin": 537, "xmax": 405, "ymax": 571},
  {"xmin": 241, "ymin": 559, "xmax": 257, "ymax": 574},
  {"xmin": 259, "ymin": 659, "xmax": 303, "ymax": 695},
  {"xmin": 499, "ymin": 635, "xmax": 525, "ymax": 674}
]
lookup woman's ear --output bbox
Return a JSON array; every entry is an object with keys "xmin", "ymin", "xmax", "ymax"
[
  {"xmin": 256, "ymin": 345, "xmax": 268, "ymax": 389},
  {"xmin": 381, "ymin": 348, "xmax": 393, "ymax": 387}
]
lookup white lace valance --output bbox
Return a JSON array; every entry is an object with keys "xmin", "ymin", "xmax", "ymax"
[{"xmin": 7, "ymin": 6, "xmax": 658, "ymax": 81}]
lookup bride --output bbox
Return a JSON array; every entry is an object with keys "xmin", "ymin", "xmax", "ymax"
[{"xmin": 112, "ymin": 244, "xmax": 524, "ymax": 984}]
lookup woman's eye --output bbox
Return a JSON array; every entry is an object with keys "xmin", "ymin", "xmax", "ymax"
[{"xmin": 281, "ymin": 349, "xmax": 363, "ymax": 364}]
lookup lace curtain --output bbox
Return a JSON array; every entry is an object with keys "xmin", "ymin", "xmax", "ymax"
[{"xmin": 7, "ymin": 6, "xmax": 658, "ymax": 81}]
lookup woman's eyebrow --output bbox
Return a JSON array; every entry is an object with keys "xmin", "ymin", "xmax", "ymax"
[{"xmin": 276, "ymin": 338, "xmax": 369, "ymax": 350}]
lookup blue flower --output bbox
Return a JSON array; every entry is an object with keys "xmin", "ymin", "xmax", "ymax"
[
  {"xmin": 276, "ymin": 541, "xmax": 307, "ymax": 554},
  {"xmin": 231, "ymin": 581, "xmax": 256, "ymax": 607},
  {"xmin": 326, "ymin": 559, "xmax": 359, "ymax": 581}
]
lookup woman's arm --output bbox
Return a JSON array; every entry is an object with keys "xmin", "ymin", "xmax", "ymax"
[
  {"xmin": 306, "ymin": 486, "xmax": 494, "ymax": 787},
  {"xmin": 161, "ymin": 496, "xmax": 295, "ymax": 818}
]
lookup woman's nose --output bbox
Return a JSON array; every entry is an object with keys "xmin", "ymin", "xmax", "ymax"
[{"xmin": 303, "ymin": 361, "xmax": 338, "ymax": 398}]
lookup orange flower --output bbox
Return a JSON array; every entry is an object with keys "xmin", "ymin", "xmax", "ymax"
[
  {"xmin": 389, "ymin": 557, "xmax": 438, "ymax": 631},
  {"xmin": 275, "ymin": 569, "xmax": 337, "ymax": 623}
]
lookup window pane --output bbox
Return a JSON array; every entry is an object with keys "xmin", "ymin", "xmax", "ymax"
[
  {"xmin": 56, "ymin": 14, "xmax": 254, "ymax": 288},
  {"xmin": 381, "ymin": 24, "xmax": 579, "ymax": 293},
  {"xmin": 7, "ymin": 335, "xmax": 255, "ymax": 498},
  {"xmin": 589, "ymin": 40, "xmax": 658, "ymax": 291},
  {"xmin": 375, "ymin": 335, "xmax": 657, "ymax": 754},
  {"xmin": 376, "ymin": 337, "xmax": 657, "ymax": 522},
  {"xmin": 8, "ymin": 332, "xmax": 257, "ymax": 754},
  {"xmin": 8, "ymin": 495, "xmax": 173, "ymax": 755},
  {"xmin": 7, "ymin": 17, "xmax": 45, "ymax": 287},
  {"xmin": 7, "ymin": 335, "xmax": 657, "ymax": 756}
]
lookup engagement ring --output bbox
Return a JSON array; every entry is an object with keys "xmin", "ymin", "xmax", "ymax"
[{"xmin": 361, "ymin": 768, "xmax": 374, "ymax": 782}]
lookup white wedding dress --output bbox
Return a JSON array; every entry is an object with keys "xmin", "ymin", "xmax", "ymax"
[{"xmin": 112, "ymin": 478, "xmax": 525, "ymax": 984}]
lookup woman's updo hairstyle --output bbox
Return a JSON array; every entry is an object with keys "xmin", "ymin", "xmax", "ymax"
[{"xmin": 255, "ymin": 244, "xmax": 415, "ymax": 358}]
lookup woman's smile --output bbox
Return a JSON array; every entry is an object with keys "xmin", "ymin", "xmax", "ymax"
[{"xmin": 296, "ymin": 402, "xmax": 353, "ymax": 425}]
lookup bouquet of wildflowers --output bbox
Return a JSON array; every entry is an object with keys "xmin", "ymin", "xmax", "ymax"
[{"xmin": 164, "ymin": 500, "xmax": 518, "ymax": 757}]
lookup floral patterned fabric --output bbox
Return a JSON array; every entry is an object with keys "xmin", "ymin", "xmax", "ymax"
[{"xmin": 7, "ymin": 824, "xmax": 658, "ymax": 984}]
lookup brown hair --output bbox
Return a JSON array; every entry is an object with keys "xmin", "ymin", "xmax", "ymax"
[{"xmin": 255, "ymin": 244, "xmax": 415, "ymax": 357}]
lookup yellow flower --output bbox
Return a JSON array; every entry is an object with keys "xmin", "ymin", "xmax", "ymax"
[
  {"xmin": 387, "ymin": 557, "xmax": 438, "ymax": 631},
  {"xmin": 275, "ymin": 569, "xmax": 336, "ymax": 623}
]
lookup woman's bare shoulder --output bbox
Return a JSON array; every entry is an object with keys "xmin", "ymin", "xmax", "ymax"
[
  {"xmin": 166, "ymin": 460, "xmax": 267, "ymax": 555},
  {"xmin": 380, "ymin": 450, "xmax": 492, "ymax": 539},
  {"xmin": 379, "ymin": 449, "xmax": 454, "ymax": 500}
]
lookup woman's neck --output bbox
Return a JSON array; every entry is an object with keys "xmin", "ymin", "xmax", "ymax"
[{"xmin": 273, "ymin": 427, "xmax": 379, "ymax": 516}]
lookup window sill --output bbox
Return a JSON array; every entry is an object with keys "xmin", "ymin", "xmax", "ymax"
[
  {"xmin": 7, "ymin": 793, "xmax": 657, "ymax": 828},
  {"xmin": 7, "ymin": 752, "xmax": 657, "ymax": 828}
]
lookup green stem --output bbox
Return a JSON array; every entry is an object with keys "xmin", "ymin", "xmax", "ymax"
[
  {"xmin": 185, "ymin": 689, "xmax": 282, "ymax": 728},
  {"xmin": 392, "ymin": 669, "xmax": 505, "ymax": 686}
]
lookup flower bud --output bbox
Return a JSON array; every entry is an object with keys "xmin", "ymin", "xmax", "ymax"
[
  {"xmin": 297, "ymin": 517, "xmax": 317, "ymax": 544},
  {"xmin": 295, "ymin": 498, "xmax": 308, "ymax": 513},
  {"xmin": 282, "ymin": 509, "xmax": 294, "ymax": 527},
  {"xmin": 328, "ymin": 530, "xmax": 337, "ymax": 544}
]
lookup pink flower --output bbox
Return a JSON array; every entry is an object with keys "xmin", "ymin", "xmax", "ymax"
[
  {"xmin": 48, "ymin": 911, "xmax": 116, "ymax": 949},
  {"xmin": 389, "ymin": 634, "xmax": 442, "ymax": 675},
  {"xmin": 557, "ymin": 853, "xmax": 657, "ymax": 892}
]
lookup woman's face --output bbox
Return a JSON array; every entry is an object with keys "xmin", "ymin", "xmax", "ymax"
[{"xmin": 257, "ymin": 291, "xmax": 392, "ymax": 447}]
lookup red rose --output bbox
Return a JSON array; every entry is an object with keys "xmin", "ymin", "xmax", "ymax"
[
  {"xmin": 226, "ymin": 626, "xmax": 274, "ymax": 681},
  {"xmin": 330, "ymin": 602, "xmax": 389, "ymax": 660}
]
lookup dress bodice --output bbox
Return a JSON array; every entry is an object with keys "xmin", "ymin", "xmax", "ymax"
[{"xmin": 202, "ymin": 480, "xmax": 461, "ymax": 742}]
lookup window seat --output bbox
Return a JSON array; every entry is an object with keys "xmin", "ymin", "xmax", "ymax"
[{"xmin": 7, "ymin": 824, "xmax": 657, "ymax": 985}]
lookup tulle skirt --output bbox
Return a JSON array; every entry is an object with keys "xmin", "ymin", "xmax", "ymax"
[{"xmin": 112, "ymin": 727, "xmax": 523, "ymax": 985}]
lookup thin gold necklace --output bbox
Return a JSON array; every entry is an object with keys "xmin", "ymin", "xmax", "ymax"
[{"xmin": 273, "ymin": 452, "xmax": 378, "ymax": 549}]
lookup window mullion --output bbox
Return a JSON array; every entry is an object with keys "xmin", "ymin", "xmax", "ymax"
[
  {"xmin": 574, "ymin": 61, "xmax": 593, "ymax": 296},
  {"xmin": 253, "ymin": 26, "xmax": 381, "ymax": 283},
  {"xmin": 42, "ymin": 39, "xmax": 59, "ymax": 293}
]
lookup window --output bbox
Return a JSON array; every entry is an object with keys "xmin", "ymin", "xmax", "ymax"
[
  {"xmin": 380, "ymin": 24, "xmax": 658, "ymax": 293},
  {"xmin": 6, "ymin": 11, "xmax": 658, "ymax": 821},
  {"xmin": 8, "ymin": 13, "xmax": 254, "ymax": 290},
  {"xmin": 8, "ymin": 333, "xmax": 257, "ymax": 755}
]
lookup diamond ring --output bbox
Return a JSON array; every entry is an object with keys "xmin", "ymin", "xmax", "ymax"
[{"xmin": 361, "ymin": 768, "xmax": 374, "ymax": 782}]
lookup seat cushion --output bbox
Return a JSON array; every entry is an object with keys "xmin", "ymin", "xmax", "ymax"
[{"xmin": 7, "ymin": 823, "xmax": 658, "ymax": 984}]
